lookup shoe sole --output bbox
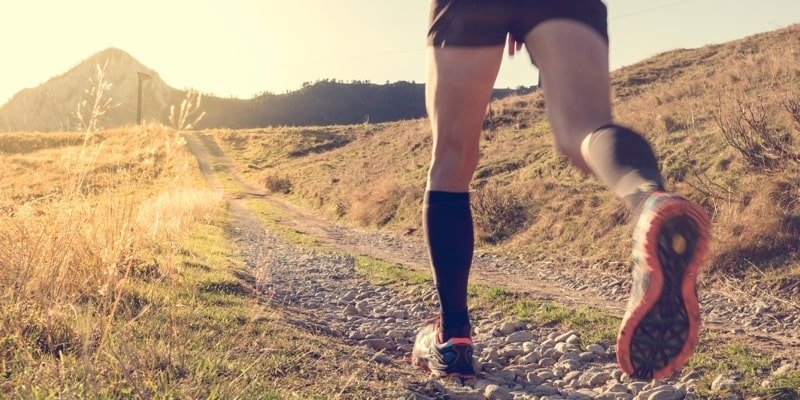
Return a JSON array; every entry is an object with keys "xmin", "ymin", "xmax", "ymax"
[
  {"xmin": 411, "ymin": 348, "xmax": 477, "ymax": 380},
  {"xmin": 617, "ymin": 198, "xmax": 710, "ymax": 380}
]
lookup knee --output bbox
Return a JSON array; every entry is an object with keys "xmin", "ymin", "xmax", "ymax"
[
  {"xmin": 429, "ymin": 147, "xmax": 479, "ymax": 176},
  {"xmin": 427, "ymin": 142, "xmax": 480, "ymax": 190}
]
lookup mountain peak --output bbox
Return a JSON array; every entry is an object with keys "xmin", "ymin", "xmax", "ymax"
[
  {"xmin": 94, "ymin": 47, "xmax": 134, "ymax": 60},
  {"xmin": 81, "ymin": 47, "xmax": 143, "ymax": 71},
  {"xmin": 0, "ymin": 46, "xmax": 176, "ymax": 132}
]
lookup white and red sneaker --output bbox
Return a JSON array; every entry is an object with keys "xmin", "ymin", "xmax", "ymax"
[
  {"xmin": 411, "ymin": 321, "xmax": 476, "ymax": 379},
  {"xmin": 617, "ymin": 192, "xmax": 711, "ymax": 380}
]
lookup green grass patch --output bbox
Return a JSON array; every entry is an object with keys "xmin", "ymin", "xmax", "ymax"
[
  {"xmin": 245, "ymin": 198, "xmax": 326, "ymax": 248},
  {"xmin": 687, "ymin": 332, "xmax": 800, "ymax": 398},
  {"xmin": 354, "ymin": 255, "xmax": 432, "ymax": 286},
  {"xmin": 468, "ymin": 285, "xmax": 619, "ymax": 345},
  {"xmin": 4, "ymin": 213, "xmax": 414, "ymax": 399},
  {"xmin": 3, "ymin": 216, "xmax": 285, "ymax": 398}
]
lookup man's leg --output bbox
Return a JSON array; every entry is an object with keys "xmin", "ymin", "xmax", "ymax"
[
  {"xmin": 524, "ymin": 20, "xmax": 663, "ymax": 210},
  {"xmin": 525, "ymin": 21, "xmax": 710, "ymax": 380},
  {"xmin": 424, "ymin": 45, "xmax": 504, "ymax": 338},
  {"xmin": 412, "ymin": 45, "xmax": 503, "ymax": 378},
  {"xmin": 424, "ymin": 45, "xmax": 503, "ymax": 341}
]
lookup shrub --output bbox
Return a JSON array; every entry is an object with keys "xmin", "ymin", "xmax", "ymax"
[
  {"xmin": 471, "ymin": 184, "xmax": 531, "ymax": 244},
  {"xmin": 348, "ymin": 179, "xmax": 417, "ymax": 227},
  {"xmin": 715, "ymin": 96, "xmax": 798, "ymax": 171},
  {"xmin": 264, "ymin": 174, "xmax": 293, "ymax": 194}
]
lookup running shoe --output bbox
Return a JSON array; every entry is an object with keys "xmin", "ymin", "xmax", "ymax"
[
  {"xmin": 616, "ymin": 192, "xmax": 711, "ymax": 380},
  {"xmin": 411, "ymin": 321, "xmax": 476, "ymax": 379}
]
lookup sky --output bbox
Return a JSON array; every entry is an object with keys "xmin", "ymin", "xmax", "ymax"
[{"xmin": 0, "ymin": 0, "xmax": 798, "ymax": 104}]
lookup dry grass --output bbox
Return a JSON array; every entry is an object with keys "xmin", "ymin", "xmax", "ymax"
[
  {"xmin": 264, "ymin": 174, "xmax": 293, "ymax": 194},
  {"xmin": 0, "ymin": 125, "xmax": 225, "ymax": 395},
  {"xmin": 471, "ymin": 183, "xmax": 533, "ymax": 244},
  {"xmin": 215, "ymin": 25, "xmax": 800, "ymax": 302},
  {"xmin": 347, "ymin": 178, "xmax": 421, "ymax": 227}
]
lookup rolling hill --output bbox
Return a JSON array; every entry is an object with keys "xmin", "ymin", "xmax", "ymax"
[
  {"xmin": 214, "ymin": 24, "xmax": 800, "ymax": 301},
  {"xmin": 0, "ymin": 48, "xmax": 532, "ymax": 132}
]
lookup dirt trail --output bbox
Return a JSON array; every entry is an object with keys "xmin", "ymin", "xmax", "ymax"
[
  {"xmin": 184, "ymin": 132, "xmax": 799, "ymax": 399},
  {"xmin": 188, "ymin": 132, "xmax": 800, "ymax": 356}
]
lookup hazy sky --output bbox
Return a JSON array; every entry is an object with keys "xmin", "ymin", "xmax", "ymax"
[{"xmin": 1, "ymin": 0, "xmax": 798, "ymax": 104}]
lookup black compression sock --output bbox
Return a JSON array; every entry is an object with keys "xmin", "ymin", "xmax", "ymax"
[
  {"xmin": 441, "ymin": 309, "xmax": 471, "ymax": 341},
  {"xmin": 423, "ymin": 190, "xmax": 473, "ymax": 340},
  {"xmin": 585, "ymin": 124, "xmax": 665, "ymax": 219}
]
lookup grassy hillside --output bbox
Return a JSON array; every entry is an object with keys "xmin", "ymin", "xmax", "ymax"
[
  {"xmin": 216, "ymin": 25, "xmax": 800, "ymax": 301},
  {"xmin": 0, "ymin": 127, "xmax": 319, "ymax": 397},
  {"xmin": 0, "ymin": 127, "xmax": 431, "ymax": 398}
]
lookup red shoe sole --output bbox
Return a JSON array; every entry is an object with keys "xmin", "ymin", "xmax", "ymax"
[{"xmin": 616, "ymin": 197, "xmax": 710, "ymax": 380}]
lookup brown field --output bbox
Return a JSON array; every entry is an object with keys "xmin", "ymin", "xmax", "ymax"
[{"xmin": 0, "ymin": 127, "xmax": 230, "ymax": 396}]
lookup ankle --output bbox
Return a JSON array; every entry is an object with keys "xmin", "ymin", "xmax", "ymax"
[
  {"xmin": 439, "ymin": 309, "xmax": 471, "ymax": 342},
  {"xmin": 625, "ymin": 184, "xmax": 664, "ymax": 224}
]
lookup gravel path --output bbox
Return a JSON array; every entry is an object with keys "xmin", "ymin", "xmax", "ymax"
[
  {"xmin": 228, "ymin": 197, "xmax": 702, "ymax": 400},
  {"xmin": 185, "ymin": 132, "xmax": 799, "ymax": 399}
]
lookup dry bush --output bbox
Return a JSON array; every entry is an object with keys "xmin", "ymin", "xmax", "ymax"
[
  {"xmin": 715, "ymin": 96, "xmax": 798, "ymax": 171},
  {"xmin": 264, "ymin": 174, "xmax": 293, "ymax": 194},
  {"xmin": 657, "ymin": 113, "xmax": 688, "ymax": 133},
  {"xmin": 0, "ymin": 125, "xmax": 221, "ymax": 361},
  {"xmin": 348, "ymin": 179, "xmax": 418, "ymax": 227},
  {"xmin": 785, "ymin": 98, "xmax": 800, "ymax": 131},
  {"xmin": 169, "ymin": 90, "xmax": 206, "ymax": 130},
  {"xmin": 471, "ymin": 184, "xmax": 532, "ymax": 244},
  {"xmin": 74, "ymin": 60, "xmax": 119, "ymax": 133}
]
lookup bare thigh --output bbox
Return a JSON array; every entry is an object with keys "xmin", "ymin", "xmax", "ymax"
[
  {"xmin": 426, "ymin": 46, "xmax": 504, "ymax": 192},
  {"xmin": 525, "ymin": 20, "xmax": 612, "ymax": 172}
]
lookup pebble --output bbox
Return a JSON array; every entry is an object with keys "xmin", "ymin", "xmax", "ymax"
[
  {"xmin": 772, "ymin": 363, "xmax": 794, "ymax": 376},
  {"xmin": 627, "ymin": 382, "xmax": 647, "ymax": 395},
  {"xmin": 343, "ymin": 304, "xmax": 358, "ymax": 316},
  {"xmin": 553, "ymin": 331, "xmax": 578, "ymax": 343},
  {"xmin": 586, "ymin": 344, "xmax": 605, "ymax": 355},
  {"xmin": 530, "ymin": 384, "xmax": 559, "ymax": 396},
  {"xmin": 362, "ymin": 338, "xmax": 388, "ymax": 351},
  {"xmin": 579, "ymin": 371, "xmax": 610, "ymax": 388},
  {"xmin": 711, "ymin": 374, "xmax": 737, "ymax": 392},
  {"xmin": 519, "ymin": 353, "xmax": 539, "ymax": 365},
  {"xmin": 386, "ymin": 329, "xmax": 405, "ymax": 339},
  {"xmin": 554, "ymin": 342, "xmax": 572, "ymax": 355},
  {"xmin": 507, "ymin": 331, "xmax": 535, "ymax": 344},
  {"xmin": 605, "ymin": 383, "xmax": 629, "ymax": 393},
  {"xmin": 485, "ymin": 384, "xmax": 514, "ymax": 400},
  {"xmin": 538, "ymin": 358, "xmax": 556, "ymax": 367},
  {"xmin": 525, "ymin": 372, "xmax": 544, "ymax": 386},
  {"xmin": 640, "ymin": 387, "xmax": 674, "ymax": 400},
  {"xmin": 348, "ymin": 331, "xmax": 364, "ymax": 340},
  {"xmin": 565, "ymin": 335, "xmax": 581, "ymax": 346},
  {"xmin": 563, "ymin": 371, "xmax": 582, "ymax": 383},
  {"xmin": 567, "ymin": 392, "xmax": 592, "ymax": 400},
  {"xmin": 500, "ymin": 321, "xmax": 523, "ymax": 334}
]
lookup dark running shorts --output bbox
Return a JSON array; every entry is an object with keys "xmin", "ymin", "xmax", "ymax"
[{"xmin": 428, "ymin": 0, "xmax": 608, "ymax": 47}]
